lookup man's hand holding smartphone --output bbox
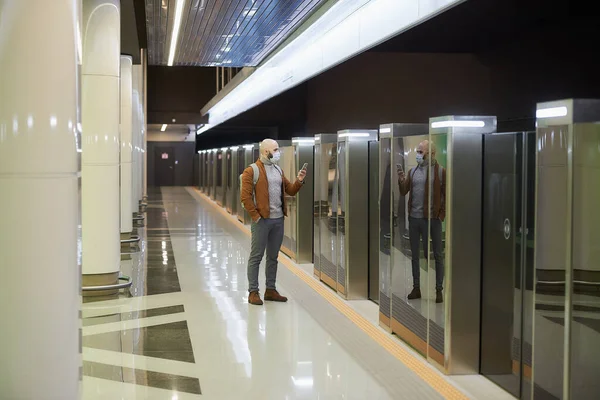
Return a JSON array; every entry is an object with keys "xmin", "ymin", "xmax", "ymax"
[
  {"xmin": 397, "ymin": 163, "xmax": 406, "ymax": 182},
  {"xmin": 298, "ymin": 163, "xmax": 308, "ymax": 182}
]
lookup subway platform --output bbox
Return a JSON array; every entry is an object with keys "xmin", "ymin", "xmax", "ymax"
[{"xmin": 81, "ymin": 187, "xmax": 513, "ymax": 400}]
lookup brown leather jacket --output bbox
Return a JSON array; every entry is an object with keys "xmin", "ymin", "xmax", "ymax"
[
  {"xmin": 241, "ymin": 159, "xmax": 303, "ymax": 222},
  {"xmin": 399, "ymin": 162, "xmax": 446, "ymax": 221}
]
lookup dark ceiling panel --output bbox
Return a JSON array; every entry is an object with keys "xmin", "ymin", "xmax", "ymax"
[{"xmin": 145, "ymin": 0, "xmax": 327, "ymax": 67}]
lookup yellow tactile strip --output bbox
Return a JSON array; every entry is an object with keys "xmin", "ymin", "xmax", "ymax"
[{"xmin": 191, "ymin": 188, "xmax": 470, "ymax": 400}]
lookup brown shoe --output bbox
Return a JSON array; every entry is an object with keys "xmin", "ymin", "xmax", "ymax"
[
  {"xmin": 407, "ymin": 287, "xmax": 421, "ymax": 300},
  {"xmin": 264, "ymin": 289, "xmax": 288, "ymax": 302},
  {"xmin": 248, "ymin": 291, "xmax": 263, "ymax": 306},
  {"xmin": 436, "ymin": 290, "xmax": 444, "ymax": 304}
]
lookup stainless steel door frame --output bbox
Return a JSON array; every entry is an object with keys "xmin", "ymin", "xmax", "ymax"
[
  {"xmin": 215, "ymin": 149, "xmax": 225, "ymax": 206},
  {"xmin": 203, "ymin": 151, "xmax": 209, "ymax": 193},
  {"xmin": 198, "ymin": 151, "xmax": 204, "ymax": 191},
  {"xmin": 194, "ymin": 153, "xmax": 199, "ymax": 188},
  {"xmin": 313, "ymin": 139, "xmax": 322, "ymax": 277},
  {"xmin": 221, "ymin": 148, "xmax": 230, "ymax": 207},
  {"xmin": 316, "ymin": 135, "xmax": 338, "ymax": 288},
  {"xmin": 227, "ymin": 147, "xmax": 239, "ymax": 215},
  {"xmin": 292, "ymin": 138, "xmax": 315, "ymax": 264},
  {"xmin": 210, "ymin": 150, "xmax": 217, "ymax": 199},
  {"xmin": 277, "ymin": 141, "xmax": 294, "ymax": 259},
  {"xmin": 240, "ymin": 144, "xmax": 258, "ymax": 225},
  {"xmin": 429, "ymin": 115, "xmax": 497, "ymax": 374},
  {"xmin": 337, "ymin": 129, "xmax": 378, "ymax": 300},
  {"xmin": 235, "ymin": 147, "xmax": 246, "ymax": 223},
  {"xmin": 369, "ymin": 141, "xmax": 379, "ymax": 303}
]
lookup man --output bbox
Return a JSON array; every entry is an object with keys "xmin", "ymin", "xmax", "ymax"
[
  {"xmin": 241, "ymin": 139, "xmax": 307, "ymax": 305},
  {"xmin": 398, "ymin": 140, "xmax": 446, "ymax": 303}
]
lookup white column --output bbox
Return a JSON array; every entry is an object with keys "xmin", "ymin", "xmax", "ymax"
[
  {"xmin": 142, "ymin": 49, "xmax": 148, "ymax": 199},
  {"xmin": 136, "ymin": 62, "xmax": 144, "ymax": 206},
  {"xmin": 131, "ymin": 77, "xmax": 140, "ymax": 212},
  {"xmin": 120, "ymin": 55, "xmax": 133, "ymax": 235},
  {"xmin": 133, "ymin": 64, "xmax": 143, "ymax": 208},
  {"xmin": 81, "ymin": 0, "xmax": 121, "ymax": 289},
  {"xmin": 0, "ymin": 1, "xmax": 81, "ymax": 398}
]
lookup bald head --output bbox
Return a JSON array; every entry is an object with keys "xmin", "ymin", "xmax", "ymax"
[
  {"xmin": 259, "ymin": 138, "xmax": 280, "ymax": 161},
  {"xmin": 260, "ymin": 138, "xmax": 278, "ymax": 154},
  {"xmin": 417, "ymin": 140, "xmax": 436, "ymax": 160}
]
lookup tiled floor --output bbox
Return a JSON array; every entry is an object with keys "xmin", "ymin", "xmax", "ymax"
[{"xmin": 81, "ymin": 187, "xmax": 512, "ymax": 400}]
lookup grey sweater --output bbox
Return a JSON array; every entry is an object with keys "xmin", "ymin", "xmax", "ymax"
[{"xmin": 260, "ymin": 156, "xmax": 284, "ymax": 219}]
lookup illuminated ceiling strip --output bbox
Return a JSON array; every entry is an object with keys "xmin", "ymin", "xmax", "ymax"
[
  {"xmin": 338, "ymin": 132, "xmax": 371, "ymax": 138},
  {"xmin": 197, "ymin": 124, "xmax": 213, "ymax": 135},
  {"xmin": 167, "ymin": 0, "xmax": 186, "ymax": 66},
  {"xmin": 379, "ymin": 127, "xmax": 391, "ymax": 133},
  {"xmin": 430, "ymin": 120, "xmax": 485, "ymax": 128},
  {"xmin": 292, "ymin": 138, "xmax": 315, "ymax": 143},
  {"xmin": 161, "ymin": 124, "xmax": 167, "ymax": 131},
  {"xmin": 204, "ymin": 0, "xmax": 462, "ymax": 126},
  {"xmin": 536, "ymin": 106, "xmax": 568, "ymax": 119}
]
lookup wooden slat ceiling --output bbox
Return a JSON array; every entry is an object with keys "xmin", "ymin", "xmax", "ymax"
[{"xmin": 145, "ymin": 0, "xmax": 326, "ymax": 67}]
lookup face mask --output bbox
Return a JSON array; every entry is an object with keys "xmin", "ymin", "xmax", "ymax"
[
  {"xmin": 270, "ymin": 150, "xmax": 281, "ymax": 163},
  {"xmin": 416, "ymin": 153, "xmax": 424, "ymax": 165}
]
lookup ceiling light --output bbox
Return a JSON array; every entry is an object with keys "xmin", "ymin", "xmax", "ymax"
[
  {"xmin": 292, "ymin": 138, "xmax": 315, "ymax": 144},
  {"xmin": 379, "ymin": 127, "xmax": 391, "ymax": 134},
  {"xmin": 167, "ymin": 0, "xmax": 186, "ymax": 66},
  {"xmin": 243, "ymin": 144, "xmax": 255, "ymax": 150},
  {"xmin": 197, "ymin": 124, "xmax": 213, "ymax": 135},
  {"xmin": 221, "ymin": 147, "xmax": 229, "ymax": 151},
  {"xmin": 338, "ymin": 132, "xmax": 371, "ymax": 138},
  {"xmin": 229, "ymin": 146, "xmax": 239, "ymax": 150},
  {"xmin": 161, "ymin": 124, "xmax": 168, "ymax": 132},
  {"xmin": 204, "ymin": 0, "xmax": 464, "ymax": 127},
  {"xmin": 536, "ymin": 106, "xmax": 568, "ymax": 119},
  {"xmin": 430, "ymin": 120, "xmax": 485, "ymax": 129}
]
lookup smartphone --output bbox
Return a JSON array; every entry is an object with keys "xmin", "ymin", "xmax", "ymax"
[
  {"xmin": 302, "ymin": 163, "xmax": 308, "ymax": 171},
  {"xmin": 396, "ymin": 163, "xmax": 403, "ymax": 173}
]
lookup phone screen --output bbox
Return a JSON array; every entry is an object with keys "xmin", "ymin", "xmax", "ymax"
[{"xmin": 302, "ymin": 163, "xmax": 308, "ymax": 171}]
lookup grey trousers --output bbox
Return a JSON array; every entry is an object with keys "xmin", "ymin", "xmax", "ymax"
[
  {"xmin": 248, "ymin": 217, "xmax": 284, "ymax": 293},
  {"xmin": 408, "ymin": 216, "xmax": 444, "ymax": 291}
]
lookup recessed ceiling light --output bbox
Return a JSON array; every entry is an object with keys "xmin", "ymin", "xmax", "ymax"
[{"xmin": 167, "ymin": 0, "xmax": 186, "ymax": 66}]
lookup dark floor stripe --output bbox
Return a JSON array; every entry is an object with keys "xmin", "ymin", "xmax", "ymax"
[
  {"xmin": 141, "ymin": 188, "xmax": 182, "ymax": 296},
  {"xmin": 83, "ymin": 361, "xmax": 201, "ymax": 395},
  {"xmin": 83, "ymin": 320, "xmax": 195, "ymax": 363},
  {"xmin": 82, "ymin": 305, "xmax": 185, "ymax": 326}
]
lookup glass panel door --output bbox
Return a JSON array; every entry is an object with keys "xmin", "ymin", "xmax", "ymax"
[
  {"xmin": 390, "ymin": 134, "xmax": 429, "ymax": 356},
  {"xmin": 320, "ymin": 143, "xmax": 337, "ymax": 290},
  {"xmin": 379, "ymin": 138, "xmax": 392, "ymax": 326},
  {"xmin": 313, "ymin": 143, "xmax": 321, "ymax": 275},
  {"xmin": 481, "ymin": 132, "xmax": 536, "ymax": 399}
]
